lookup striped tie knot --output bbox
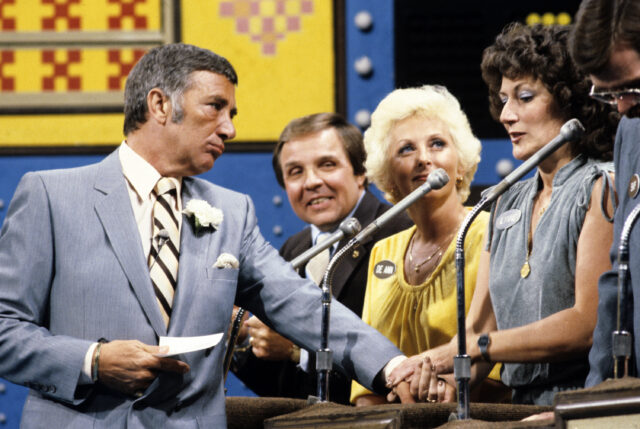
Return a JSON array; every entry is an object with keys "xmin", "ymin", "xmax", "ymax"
[{"xmin": 155, "ymin": 177, "xmax": 177, "ymax": 197}]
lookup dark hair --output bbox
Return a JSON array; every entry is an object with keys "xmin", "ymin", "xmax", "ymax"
[
  {"xmin": 123, "ymin": 43, "xmax": 238, "ymax": 135},
  {"xmin": 570, "ymin": 0, "xmax": 640, "ymax": 76},
  {"xmin": 481, "ymin": 23, "xmax": 618, "ymax": 161},
  {"xmin": 272, "ymin": 113, "xmax": 367, "ymax": 188}
]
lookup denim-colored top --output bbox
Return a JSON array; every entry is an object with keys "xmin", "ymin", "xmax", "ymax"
[{"xmin": 487, "ymin": 154, "xmax": 613, "ymax": 405}]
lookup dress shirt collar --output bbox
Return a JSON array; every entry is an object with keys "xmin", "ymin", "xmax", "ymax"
[{"xmin": 118, "ymin": 141, "xmax": 183, "ymax": 208}]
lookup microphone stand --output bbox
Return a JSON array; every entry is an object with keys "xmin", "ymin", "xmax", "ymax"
[
  {"xmin": 613, "ymin": 202, "xmax": 640, "ymax": 378},
  {"xmin": 316, "ymin": 243, "xmax": 354, "ymax": 402},
  {"xmin": 452, "ymin": 119, "xmax": 584, "ymax": 420}
]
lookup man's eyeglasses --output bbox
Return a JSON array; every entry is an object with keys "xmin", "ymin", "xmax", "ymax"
[{"xmin": 589, "ymin": 85, "xmax": 640, "ymax": 106}]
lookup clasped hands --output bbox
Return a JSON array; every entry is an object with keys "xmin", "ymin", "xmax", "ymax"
[
  {"xmin": 385, "ymin": 351, "xmax": 456, "ymax": 404},
  {"xmin": 96, "ymin": 340, "xmax": 190, "ymax": 397}
]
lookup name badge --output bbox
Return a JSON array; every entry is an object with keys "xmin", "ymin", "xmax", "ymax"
[
  {"xmin": 373, "ymin": 260, "xmax": 396, "ymax": 279},
  {"xmin": 496, "ymin": 209, "xmax": 521, "ymax": 230}
]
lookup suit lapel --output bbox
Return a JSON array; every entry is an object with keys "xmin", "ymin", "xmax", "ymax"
[
  {"xmin": 331, "ymin": 191, "xmax": 380, "ymax": 298},
  {"xmin": 93, "ymin": 152, "xmax": 167, "ymax": 337},
  {"xmin": 288, "ymin": 229, "xmax": 312, "ymax": 276},
  {"xmin": 168, "ymin": 179, "xmax": 213, "ymax": 334}
]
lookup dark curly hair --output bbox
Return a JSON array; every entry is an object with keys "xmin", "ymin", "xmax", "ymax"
[{"xmin": 481, "ymin": 23, "xmax": 619, "ymax": 161}]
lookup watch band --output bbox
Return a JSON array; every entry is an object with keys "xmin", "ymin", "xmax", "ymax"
[{"xmin": 478, "ymin": 333, "xmax": 491, "ymax": 362}]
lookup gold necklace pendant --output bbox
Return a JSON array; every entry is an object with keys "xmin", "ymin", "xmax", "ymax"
[{"xmin": 520, "ymin": 261, "xmax": 531, "ymax": 278}]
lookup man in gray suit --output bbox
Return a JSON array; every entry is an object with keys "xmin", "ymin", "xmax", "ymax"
[
  {"xmin": 571, "ymin": 0, "xmax": 640, "ymax": 385},
  {"xmin": 0, "ymin": 43, "xmax": 402, "ymax": 428}
]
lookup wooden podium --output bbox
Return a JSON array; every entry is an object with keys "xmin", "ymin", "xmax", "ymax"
[{"xmin": 226, "ymin": 397, "xmax": 551, "ymax": 429}]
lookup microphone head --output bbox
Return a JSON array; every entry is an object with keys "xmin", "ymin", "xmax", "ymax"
[
  {"xmin": 339, "ymin": 217, "xmax": 361, "ymax": 237},
  {"xmin": 427, "ymin": 168, "xmax": 450, "ymax": 190},
  {"xmin": 157, "ymin": 229, "xmax": 170, "ymax": 240},
  {"xmin": 559, "ymin": 118, "xmax": 585, "ymax": 142}
]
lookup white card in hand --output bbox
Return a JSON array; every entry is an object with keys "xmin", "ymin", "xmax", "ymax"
[{"xmin": 155, "ymin": 333, "xmax": 223, "ymax": 357}]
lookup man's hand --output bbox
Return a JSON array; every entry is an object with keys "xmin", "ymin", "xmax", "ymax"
[
  {"xmin": 245, "ymin": 316, "xmax": 295, "ymax": 361},
  {"xmin": 97, "ymin": 340, "xmax": 190, "ymax": 396},
  {"xmin": 386, "ymin": 344, "xmax": 454, "ymax": 388},
  {"xmin": 387, "ymin": 356, "xmax": 455, "ymax": 403}
]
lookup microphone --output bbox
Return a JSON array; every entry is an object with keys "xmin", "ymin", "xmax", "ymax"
[
  {"xmin": 349, "ymin": 168, "xmax": 449, "ymax": 247},
  {"xmin": 290, "ymin": 217, "xmax": 361, "ymax": 269},
  {"xmin": 483, "ymin": 118, "xmax": 585, "ymax": 203}
]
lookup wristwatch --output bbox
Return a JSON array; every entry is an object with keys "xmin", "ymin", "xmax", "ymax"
[{"xmin": 477, "ymin": 333, "xmax": 491, "ymax": 362}]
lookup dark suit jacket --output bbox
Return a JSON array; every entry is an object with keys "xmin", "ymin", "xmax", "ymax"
[{"xmin": 233, "ymin": 190, "xmax": 413, "ymax": 404}]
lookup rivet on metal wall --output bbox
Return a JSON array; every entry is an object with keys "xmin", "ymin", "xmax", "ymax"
[
  {"xmin": 0, "ymin": 382, "xmax": 5, "ymax": 393},
  {"xmin": 0, "ymin": 412, "xmax": 5, "ymax": 424},
  {"xmin": 0, "ymin": 199, "xmax": 4, "ymax": 210},
  {"xmin": 354, "ymin": 56, "xmax": 373, "ymax": 77},
  {"xmin": 272, "ymin": 225, "xmax": 283, "ymax": 236},
  {"xmin": 354, "ymin": 109, "xmax": 371, "ymax": 128},
  {"xmin": 354, "ymin": 10, "xmax": 373, "ymax": 31},
  {"xmin": 272, "ymin": 195, "xmax": 283, "ymax": 206},
  {"xmin": 496, "ymin": 158, "xmax": 514, "ymax": 178}
]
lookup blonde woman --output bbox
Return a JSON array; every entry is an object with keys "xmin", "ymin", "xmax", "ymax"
[{"xmin": 351, "ymin": 85, "xmax": 502, "ymax": 405}]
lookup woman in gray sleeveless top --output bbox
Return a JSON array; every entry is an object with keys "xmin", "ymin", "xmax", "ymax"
[
  {"xmin": 473, "ymin": 23, "xmax": 619, "ymax": 405},
  {"xmin": 386, "ymin": 23, "xmax": 619, "ymax": 406}
]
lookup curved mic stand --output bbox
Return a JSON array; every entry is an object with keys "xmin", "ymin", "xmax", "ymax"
[
  {"xmin": 453, "ymin": 201, "xmax": 489, "ymax": 419},
  {"xmin": 614, "ymin": 203, "xmax": 640, "ymax": 378}
]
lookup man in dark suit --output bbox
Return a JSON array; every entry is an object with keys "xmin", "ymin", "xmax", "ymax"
[{"xmin": 233, "ymin": 113, "xmax": 412, "ymax": 404}]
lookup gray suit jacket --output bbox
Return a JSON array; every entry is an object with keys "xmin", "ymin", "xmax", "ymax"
[{"xmin": 0, "ymin": 151, "xmax": 401, "ymax": 428}]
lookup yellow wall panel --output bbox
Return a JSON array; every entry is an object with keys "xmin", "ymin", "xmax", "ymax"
[{"xmin": 181, "ymin": 0, "xmax": 335, "ymax": 142}]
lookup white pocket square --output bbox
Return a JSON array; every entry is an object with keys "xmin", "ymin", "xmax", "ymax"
[{"xmin": 213, "ymin": 253, "xmax": 239, "ymax": 269}]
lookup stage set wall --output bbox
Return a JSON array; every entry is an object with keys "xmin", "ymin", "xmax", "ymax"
[{"xmin": 0, "ymin": 0, "xmax": 578, "ymax": 426}]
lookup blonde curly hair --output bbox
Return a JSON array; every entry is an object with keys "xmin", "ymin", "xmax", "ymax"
[{"xmin": 364, "ymin": 85, "xmax": 481, "ymax": 204}]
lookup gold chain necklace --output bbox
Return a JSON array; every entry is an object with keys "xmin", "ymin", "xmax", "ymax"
[
  {"xmin": 408, "ymin": 229, "xmax": 456, "ymax": 273},
  {"xmin": 521, "ymin": 200, "xmax": 550, "ymax": 278}
]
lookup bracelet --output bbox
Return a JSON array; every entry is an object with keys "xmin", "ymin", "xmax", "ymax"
[
  {"xmin": 290, "ymin": 344, "xmax": 301, "ymax": 363},
  {"xmin": 91, "ymin": 338, "xmax": 108, "ymax": 383}
]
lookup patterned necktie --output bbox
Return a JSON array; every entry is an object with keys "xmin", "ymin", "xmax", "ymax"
[
  {"xmin": 307, "ymin": 233, "xmax": 331, "ymax": 286},
  {"xmin": 149, "ymin": 177, "xmax": 180, "ymax": 327}
]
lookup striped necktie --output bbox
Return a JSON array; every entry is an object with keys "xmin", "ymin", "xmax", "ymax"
[{"xmin": 149, "ymin": 177, "xmax": 180, "ymax": 327}]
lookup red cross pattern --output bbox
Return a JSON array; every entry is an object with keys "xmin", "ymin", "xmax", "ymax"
[
  {"xmin": 0, "ymin": 50, "xmax": 15, "ymax": 91},
  {"xmin": 41, "ymin": 50, "xmax": 81, "ymax": 91},
  {"xmin": 107, "ymin": 49, "xmax": 145, "ymax": 90},
  {"xmin": 42, "ymin": 0, "xmax": 81, "ymax": 31},
  {"xmin": 0, "ymin": 0, "xmax": 16, "ymax": 31},
  {"xmin": 108, "ymin": 0, "xmax": 148, "ymax": 30},
  {"xmin": 220, "ymin": 0, "xmax": 314, "ymax": 56}
]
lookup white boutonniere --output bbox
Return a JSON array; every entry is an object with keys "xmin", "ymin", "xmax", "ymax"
[
  {"xmin": 183, "ymin": 199, "xmax": 223, "ymax": 231},
  {"xmin": 213, "ymin": 253, "xmax": 239, "ymax": 269}
]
